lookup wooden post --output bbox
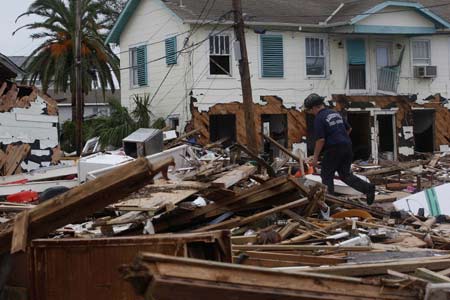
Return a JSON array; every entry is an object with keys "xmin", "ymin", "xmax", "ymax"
[
  {"xmin": 75, "ymin": 0, "xmax": 83, "ymax": 155},
  {"xmin": 232, "ymin": 0, "xmax": 258, "ymax": 155}
]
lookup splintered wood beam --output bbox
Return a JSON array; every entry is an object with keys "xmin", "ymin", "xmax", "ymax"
[
  {"xmin": 194, "ymin": 198, "xmax": 308, "ymax": 231},
  {"xmin": 121, "ymin": 253, "xmax": 419, "ymax": 300},
  {"xmin": 0, "ymin": 157, "xmax": 174, "ymax": 254},
  {"xmin": 294, "ymin": 255, "xmax": 450, "ymax": 277},
  {"xmin": 232, "ymin": 143, "xmax": 276, "ymax": 177},
  {"xmin": 415, "ymin": 268, "xmax": 450, "ymax": 283},
  {"xmin": 211, "ymin": 165, "xmax": 256, "ymax": 189},
  {"xmin": 153, "ymin": 176, "xmax": 290, "ymax": 232},
  {"xmin": 262, "ymin": 133, "xmax": 301, "ymax": 162}
]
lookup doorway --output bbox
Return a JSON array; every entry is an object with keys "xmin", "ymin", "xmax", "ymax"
[
  {"xmin": 261, "ymin": 114, "xmax": 288, "ymax": 157},
  {"xmin": 209, "ymin": 114, "xmax": 236, "ymax": 147},
  {"xmin": 413, "ymin": 109, "xmax": 435, "ymax": 153},
  {"xmin": 376, "ymin": 113, "xmax": 397, "ymax": 160},
  {"xmin": 347, "ymin": 111, "xmax": 371, "ymax": 161}
]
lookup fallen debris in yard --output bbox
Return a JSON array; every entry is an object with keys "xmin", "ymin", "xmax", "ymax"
[{"xmin": 3, "ymin": 131, "xmax": 450, "ymax": 300}]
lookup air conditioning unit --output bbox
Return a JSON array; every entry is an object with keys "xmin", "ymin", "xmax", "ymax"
[{"xmin": 414, "ymin": 66, "xmax": 437, "ymax": 78}]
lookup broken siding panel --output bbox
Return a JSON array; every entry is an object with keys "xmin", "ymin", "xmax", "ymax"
[{"xmin": 0, "ymin": 85, "xmax": 59, "ymax": 174}]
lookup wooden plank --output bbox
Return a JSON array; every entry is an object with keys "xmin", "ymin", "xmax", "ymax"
[
  {"xmin": 240, "ymin": 251, "xmax": 346, "ymax": 265},
  {"xmin": 262, "ymin": 133, "xmax": 302, "ymax": 163},
  {"xmin": 235, "ymin": 256, "xmax": 309, "ymax": 268},
  {"xmin": 438, "ymin": 268, "xmax": 450, "ymax": 276},
  {"xmin": 232, "ymin": 245, "xmax": 372, "ymax": 252},
  {"xmin": 153, "ymin": 176, "xmax": 290, "ymax": 232},
  {"xmin": 293, "ymin": 256, "xmax": 450, "ymax": 277},
  {"xmin": 11, "ymin": 210, "xmax": 29, "ymax": 253},
  {"xmin": 0, "ymin": 157, "xmax": 174, "ymax": 254},
  {"xmin": 211, "ymin": 165, "xmax": 256, "ymax": 189},
  {"xmin": 197, "ymin": 197, "xmax": 308, "ymax": 231},
  {"xmin": 414, "ymin": 268, "xmax": 450, "ymax": 283},
  {"xmin": 4, "ymin": 144, "xmax": 31, "ymax": 176},
  {"xmin": 113, "ymin": 189, "xmax": 198, "ymax": 212},
  {"xmin": 121, "ymin": 253, "xmax": 419, "ymax": 300}
]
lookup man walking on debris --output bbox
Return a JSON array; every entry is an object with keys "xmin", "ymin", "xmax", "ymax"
[{"xmin": 304, "ymin": 93, "xmax": 375, "ymax": 205}]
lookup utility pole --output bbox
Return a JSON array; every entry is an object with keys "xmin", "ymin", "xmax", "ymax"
[
  {"xmin": 232, "ymin": 0, "xmax": 258, "ymax": 155},
  {"xmin": 74, "ymin": 0, "xmax": 83, "ymax": 156}
]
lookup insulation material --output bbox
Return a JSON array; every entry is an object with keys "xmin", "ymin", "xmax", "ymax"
[{"xmin": 0, "ymin": 84, "xmax": 60, "ymax": 174}]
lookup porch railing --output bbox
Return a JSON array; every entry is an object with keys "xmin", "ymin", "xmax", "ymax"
[{"xmin": 377, "ymin": 66, "xmax": 400, "ymax": 94}]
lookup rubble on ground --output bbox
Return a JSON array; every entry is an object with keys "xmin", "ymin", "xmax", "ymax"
[{"xmin": 2, "ymin": 128, "xmax": 450, "ymax": 300}]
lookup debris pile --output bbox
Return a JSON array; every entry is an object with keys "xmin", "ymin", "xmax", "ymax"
[{"xmin": 2, "ymin": 132, "xmax": 450, "ymax": 300}]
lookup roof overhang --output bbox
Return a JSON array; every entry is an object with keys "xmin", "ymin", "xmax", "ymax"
[
  {"xmin": 0, "ymin": 53, "xmax": 24, "ymax": 81},
  {"xmin": 105, "ymin": 0, "xmax": 141, "ymax": 45},
  {"xmin": 349, "ymin": 1, "xmax": 450, "ymax": 29}
]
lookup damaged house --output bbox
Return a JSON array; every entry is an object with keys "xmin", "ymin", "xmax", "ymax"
[
  {"xmin": 0, "ymin": 53, "xmax": 60, "ymax": 175},
  {"xmin": 107, "ymin": 0, "xmax": 450, "ymax": 160}
]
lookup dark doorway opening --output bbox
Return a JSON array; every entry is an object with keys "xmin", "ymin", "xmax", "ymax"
[
  {"xmin": 348, "ymin": 111, "xmax": 371, "ymax": 161},
  {"xmin": 209, "ymin": 114, "xmax": 236, "ymax": 147},
  {"xmin": 261, "ymin": 114, "xmax": 288, "ymax": 157},
  {"xmin": 377, "ymin": 114, "xmax": 395, "ymax": 153},
  {"xmin": 413, "ymin": 109, "xmax": 435, "ymax": 153}
]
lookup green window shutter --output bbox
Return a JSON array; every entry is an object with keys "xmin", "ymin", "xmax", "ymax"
[
  {"xmin": 165, "ymin": 36, "xmax": 177, "ymax": 65},
  {"xmin": 261, "ymin": 35, "xmax": 284, "ymax": 78},
  {"xmin": 137, "ymin": 45, "xmax": 148, "ymax": 86}
]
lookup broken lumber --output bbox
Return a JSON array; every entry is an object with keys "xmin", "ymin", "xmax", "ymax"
[
  {"xmin": 211, "ymin": 165, "xmax": 256, "ymax": 189},
  {"xmin": 359, "ymin": 160, "xmax": 428, "ymax": 177},
  {"xmin": 0, "ymin": 157, "xmax": 174, "ymax": 254},
  {"xmin": 415, "ymin": 268, "xmax": 450, "ymax": 283},
  {"xmin": 195, "ymin": 197, "xmax": 308, "ymax": 231},
  {"xmin": 291, "ymin": 255, "xmax": 450, "ymax": 277},
  {"xmin": 121, "ymin": 253, "xmax": 419, "ymax": 300}
]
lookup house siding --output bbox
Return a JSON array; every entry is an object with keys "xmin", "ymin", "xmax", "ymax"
[
  {"xmin": 118, "ymin": 0, "xmax": 450, "ymax": 129},
  {"xmin": 119, "ymin": 0, "xmax": 190, "ymax": 128}
]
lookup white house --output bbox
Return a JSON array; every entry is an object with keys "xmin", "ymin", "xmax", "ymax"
[{"xmin": 107, "ymin": 0, "xmax": 450, "ymax": 127}]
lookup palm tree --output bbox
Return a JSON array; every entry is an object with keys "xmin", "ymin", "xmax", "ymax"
[{"xmin": 15, "ymin": 0, "xmax": 120, "ymax": 121}]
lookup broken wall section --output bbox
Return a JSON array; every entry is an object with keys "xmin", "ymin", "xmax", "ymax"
[
  {"xmin": 191, "ymin": 96, "xmax": 307, "ymax": 151},
  {"xmin": 0, "ymin": 83, "xmax": 60, "ymax": 175},
  {"xmin": 334, "ymin": 94, "xmax": 450, "ymax": 160}
]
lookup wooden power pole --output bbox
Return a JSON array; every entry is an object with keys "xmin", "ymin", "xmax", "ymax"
[
  {"xmin": 232, "ymin": 0, "xmax": 258, "ymax": 155},
  {"xmin": 74, "ymin": 0, "xmax": 83, "ymax": 155}
]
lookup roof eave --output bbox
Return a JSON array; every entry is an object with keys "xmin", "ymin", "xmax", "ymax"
[{"xmin": 105, "ymin": 0, "xmax": 141, "ymax": 45}]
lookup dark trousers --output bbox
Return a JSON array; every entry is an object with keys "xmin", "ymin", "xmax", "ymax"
[{"xmin": 320, "ymin": 143, "xmax": 372, "ymax": 195}]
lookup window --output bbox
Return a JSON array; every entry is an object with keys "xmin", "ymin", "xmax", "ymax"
[
  {"xmin": 209, "ymin": 34, "xmax": 231, "ymax": 75},
  {"xmin": 305, "ymin": 37, "xmax": 326, "ymax": 77},
  {"xmin": 165, "ymin": 36, "xmax": 177, "ymax": 65},
  {"xmin": 412, "ymin": 40, "xmax": 431, "ymax": 65},
  {"xmin": 130, "ymin": 45, "xmax": 148, "ymax": 87},
  {"xmin": 261, "ymin": 35, "xmax": 284, "ymax": 78}
]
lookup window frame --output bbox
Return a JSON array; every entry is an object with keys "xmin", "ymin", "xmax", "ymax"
[
  {"xmin": 411, "ymin": 39, "xmax": 431, "ymax": 66},
  {"xmin": 305, "ymin": 36, "xmax": 327, "ymax": 78},
  {"xmin": 208, "ymin": 33, "xmax": 233, "ymax": 77}
]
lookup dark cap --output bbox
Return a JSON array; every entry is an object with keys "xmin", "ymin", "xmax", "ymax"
[{"xmin": 304, "ymin": 93, "xmax": 325, "ymax": 109}]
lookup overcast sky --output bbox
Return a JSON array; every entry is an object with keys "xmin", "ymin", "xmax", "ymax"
[{"xmin": 0, "ymin": 0, "xmax": 41, "ymax": 56}]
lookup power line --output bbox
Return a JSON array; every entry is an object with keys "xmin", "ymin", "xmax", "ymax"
[
  {"xmin": 112, "ymin": 25, "xmax": 233, "ymax": 72},
  {"xmin": 115, "ymin": 11, "xmax": 232, "ymax": 56},
  {"xmin": 147, "ymin": 3, "xmax": 226, "ymax": 106}
]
